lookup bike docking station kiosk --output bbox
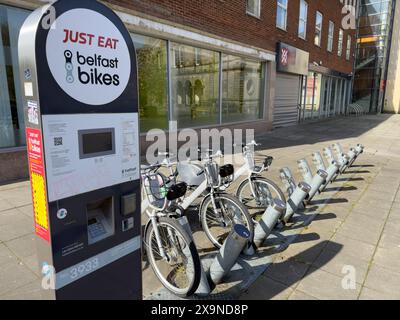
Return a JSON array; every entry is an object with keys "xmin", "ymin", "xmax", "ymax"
[{"xmin": 18, "ymin": 0, "xmax": 142, "ymax": 299}]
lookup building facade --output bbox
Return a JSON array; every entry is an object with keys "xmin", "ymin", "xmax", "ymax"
[
  {"xmin": 0, "ymin": 0, "xmax": 356, "ymax": 182},
  {"xmin": 385, "ymin": 0, "xmax": 400, "ymax": 114},
  {"xmin": 353, "ymin": 0, "xmax": 396, "ymax": 113}
]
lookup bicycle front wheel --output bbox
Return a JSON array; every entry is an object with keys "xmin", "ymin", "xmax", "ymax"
[
  {"xmin": 145, "ymin": 217, "xmax": 201, "ymax": 297},
  {"xmin": 200, "ymin": 193, "xmax": 254, "ymax": 249},
  {"xmin": 237, "ymin": 177, "xmax": 286, "ymax": 210}
]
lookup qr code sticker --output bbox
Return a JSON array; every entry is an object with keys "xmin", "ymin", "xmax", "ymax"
[{"xmin": 54, "ymin": 137, "xmax": 63, "ymax": 146}]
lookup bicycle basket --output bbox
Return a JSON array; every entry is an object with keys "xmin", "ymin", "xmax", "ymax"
[
  {"xmin": 166, "ymin": 182, "xmax": 187, "ymax": 201},
  {"xmin": 219, "ymin": 164, "xmax": 234, "ymax": 178},
  {"xmin": 264, "ymin": 156, "xmax": 273, "ymax": 168},
  {"xmin": 143, "ymin": 173, "xmax": 168, "ymax": 210},
  {"xmin": 206, "ymin": 162, "xmax": 220, "ymax": 187}
]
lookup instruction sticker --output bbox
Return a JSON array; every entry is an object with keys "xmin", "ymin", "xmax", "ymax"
[{"xmin": 26, "ymin": 128, "xmax": 50, "ymax": 242}]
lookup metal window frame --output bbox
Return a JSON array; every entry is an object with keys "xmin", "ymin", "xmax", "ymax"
[
  {"xmin": 277, "ymin": 0, "xmax": 288, "ymax": 30},
  {"xmin": 298, "ymin": 0, "xmax": 308, "ymax": 40}
]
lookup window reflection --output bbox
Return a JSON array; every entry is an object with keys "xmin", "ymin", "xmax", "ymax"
[
  {"xmin": 222, "ymin": 55, "xmax": 264, "ymax": 123},
  {"xmin": 131, "ymin": 33, "xmax": 168, "ymax": 132},
  {"xmin": 170, "ymin": 42, "xmax": 220, "ymax": 128},
  {"xmin": 0, "ymin": 6, "xmax": 29, "ymax": 148}
]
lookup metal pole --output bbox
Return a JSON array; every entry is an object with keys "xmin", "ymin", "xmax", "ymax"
[
  {"xmin": 208, "ymin": 224, "xmax": 251, "ymax": 286},
  {"xmin": 253, "ymin": 199, "xmax": 286, "ymax": 248},
  {"xmin": 282, "ymin": 182, "xmax": 311, "ymax": 224},
  {"xmin": 312, "ymin": 152, "xmax": 327, "ymax": 171},
  {"xmin": 308, "ymin": 169, "xmax": 329, "ymax": 202},
  {"xmin": 320, "ymin": 160, "xmax": 341, "ymax": 191},
  {"xmin": 297, "ymin": 159, "xmax": 314, "ymax": 185}
]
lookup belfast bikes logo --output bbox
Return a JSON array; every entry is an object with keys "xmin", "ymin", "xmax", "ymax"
[
  {"xmin": 64, "ymin": 50, "xmax": 74, "ymax": 83},
  {"xmin": 46, "ymin": 8, "xmax": 131, "ymax": 105},
  {"xmin": 63, "ymin": 48, "xmax": 121, "ymax": 86}
]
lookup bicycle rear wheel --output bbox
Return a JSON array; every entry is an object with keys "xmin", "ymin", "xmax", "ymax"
[{"xmin": 145, "ymin": 217, "xmax": 201, "ymax": 297}]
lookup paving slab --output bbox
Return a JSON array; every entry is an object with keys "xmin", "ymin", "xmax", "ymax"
[
  {"xmin": 296, "ymin": 267, "xmax": 362, "ymax": 300},
  {"xmin": 363, "ymin": 264, "xmax": 400, "ymax": 298}
]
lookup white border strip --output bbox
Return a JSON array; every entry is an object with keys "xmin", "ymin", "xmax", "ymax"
[
  {"xmin": 116, "ymin": 11, "xmax": 275, "ymax": 62},
  {"xmin": 55, "ymin": 236, "xmax": 140, "ymax": 290}
]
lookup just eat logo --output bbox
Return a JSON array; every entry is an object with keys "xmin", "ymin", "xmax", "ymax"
[{"xmin": 63, "ymin": 29, "xmax": 119, "ymax": 49}]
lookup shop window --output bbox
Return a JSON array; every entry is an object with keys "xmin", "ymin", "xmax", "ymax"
[
  {"xmin": 222, "ymin": 54, "xmax": 264, "ymax": 123},
  {"xmin": 131, "ymin": 33, "xmax": 169, "ymax": 132},
  {"xmin": 0, "ymin": 5, "xmax": 30, "ymax": 149},
  {"xmin": 277, "ymin": 0, "xmax": 288, "ymax": 30},
  {"xmin": 170, "ymin": 42, "xmax": 220, "ymax": 128},
  {"xmin": 247, "ymin": 0, "xmax": 261, "ymax": 18},
  {"xmin": 298, "ymin": 0, "xmax": 308, "ymax": 39}
]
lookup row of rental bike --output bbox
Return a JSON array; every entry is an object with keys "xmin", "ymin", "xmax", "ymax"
[{"xmin": 140, "ymin": 140, "xmax": 364, "ymax": 297}]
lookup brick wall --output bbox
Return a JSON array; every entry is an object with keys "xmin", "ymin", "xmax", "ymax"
[{"xmin": 105, "ymin": 0, "xmax": 355, "ymax": 74}]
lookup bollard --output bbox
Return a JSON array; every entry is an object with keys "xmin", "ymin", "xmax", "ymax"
[
  {"xmin": 178, "ymin": 216, "xmax": 211, "ymax": 296},
  {"xmin": 320, "ymin": 160, "xmax": 341, "ymax": 192},
  {"xmin": 283, "ymin": 182, "xmax": 311, "ymax": 224},
  {"xmin": 308, "ymin": 169, "xmax": 329, "ymax": 202},
  {"xmin": 312, "ymin": 152, "xmax": 327, "ymax": 171},
  {"xmin": 280, "ymin": 167, "xmax": 297, "ymax": 196},
  {"xmin": 297, "ymin": 159, "xmax": 314, "ymax": 185},
  {"xmin": 253, "ymin": 199, "xmax": 287, "ymax": 248},
  {"xmin": 209, "ymin": 224, "xmax": 251, "ymax": 286}
]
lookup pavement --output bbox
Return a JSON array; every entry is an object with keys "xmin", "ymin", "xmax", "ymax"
[{"xmin": 1, "ymin": 114, "xmax": 400, "ymax": 300}]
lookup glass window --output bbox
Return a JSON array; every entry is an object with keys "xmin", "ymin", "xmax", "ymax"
[
  {"xmin": 298, "ymin": 0, "xmax": 308, "ymax": 39},
  {"xmin": 313, "ymin": 73, "xmax": 322, "ymax": 117},
  {"xmin": 170, "ymin": 42, "xmax": 220, "ymax": 129},
  {"xmin": 338, "ymin": 29, "xmax": 344, "ymax": 56},
  {"xmin": 277, "ymin": 0, "xmax": 288, "ymax": 30},
  {"xmin": 346, "ymin": 35, "xmax": 352, "ymax": 60},
  {"xmin": 327, "ymin": 21, "xmax": 334, "ymax": 52},
  {"xmin": 330, "ymin": 78, "xmax": 337, "ymax": 114},
  {"xmin": 314, "ymin": 11, "xmax": 323, "ymax": 46},
  {"xmin": 131, "ymin": 34, "xmax": 168, "ymax": 133},
  {"xmin": 222, "ymin": 55, "xmax": 264, "ymax": 123},
  {"xmin": 301, "ymin": 72, "xmax": 322, "ymax": 120},
  {"xmin": 247, "ymin": 0, "xmax": 261, "ymax": 18},
  {"xmin": 0, "ymin": 5, "xmax": 30, "ymax": 149}
]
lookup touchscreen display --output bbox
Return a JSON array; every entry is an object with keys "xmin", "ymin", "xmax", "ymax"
[{"xmin": 79, "ymin": 128, "xmax": 115, "ymax": 159}]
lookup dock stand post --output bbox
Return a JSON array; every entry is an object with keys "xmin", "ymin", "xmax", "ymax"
[
  {"xmin": 253, "ymin": 199, "xmax": 287, "ymax": 248},
  {"xmin": 282, "ymin": 182, "xmax": 311, "ymax": 224},
  {"xmin": 297, "ymin": 159, "xmax": 314, "ymax": 185},
  {"xmin": 308, "ymin": 169, "xmax": 329, "ymax": 202},
  {"xmin": 320, "ymin": 161, "xmax": 341, "ymax": 192},
  {"xmin": 312, "ymin": 152, "xmax": 327, "ymax": 172},
  {"xmin": 280, "ymin": 167, "xmax": 305, "ymax": 210},
  {"xmin": 323, "ymin": 147, "xmax": 340, "ymax": 180},
  {"xmin": 209, "ymin": 224, "xmax": 251, "ymax": 286}
]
